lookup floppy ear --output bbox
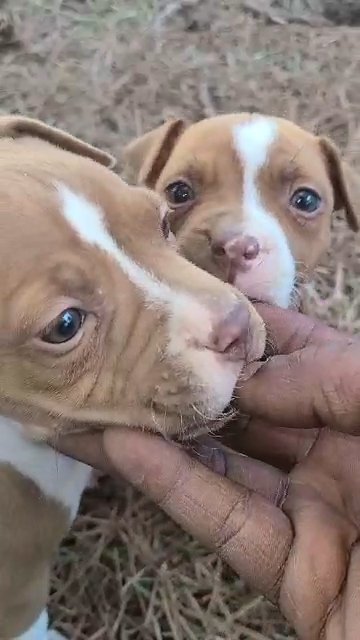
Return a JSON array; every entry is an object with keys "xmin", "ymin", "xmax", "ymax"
[
  {"xmin": 320, "ymin": 137, "xmax": 360, "ymax": 231},
  {"xmin": 123, "ymin": 118, "xmax": 186, "ymax": 188},
  {"xmin": 0, "ymin": 115, "xmax": 116, "ymax": 168}
]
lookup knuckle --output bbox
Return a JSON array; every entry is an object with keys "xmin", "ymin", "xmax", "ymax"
[
  {"xmin": 157, "ymin": 453, "xmax": 196, "ymax": 509},
  {"xmin": 281, "ymin": 319, "xmax": 318, "ymax": 354},
  {"xmin": 275, "ymin": 476, "xmax": 291, "ymax": 509},
  {"xmin": 319, "ymin": 346, "xmax": 360, "ymax": 427},
  {"xmin": 212, "ymin": 488, "xmax": 251, "ymax": 551}
]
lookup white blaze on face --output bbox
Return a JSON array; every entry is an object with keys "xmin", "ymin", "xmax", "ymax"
[
  {"xmin": 232, "ymin": 117, "xmax": 296, "ymax": 308},
  {"xmin": 56, "ymin": 184, "xmax": 241, "ymax": 416},
  {"xmin": 57, "ymin": 184, "xmax": 181, "ymax": 309}
]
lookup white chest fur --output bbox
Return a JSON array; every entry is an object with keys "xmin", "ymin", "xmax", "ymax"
[{"xmin": 0, "ymin": 417, "xmax": 91, "ymax": 521}]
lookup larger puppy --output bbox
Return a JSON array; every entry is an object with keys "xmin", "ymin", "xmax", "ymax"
[
  {"xmin": 124, "ymin": 113, "xmax": 359, "ymax": 309},
  {"xmin": 0, "ymin": 117, "xmax": 265, "ymax": 639}
]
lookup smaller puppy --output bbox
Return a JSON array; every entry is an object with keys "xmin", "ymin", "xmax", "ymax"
[{"xmin": 124, "ymin": 113, "xmax": 359, "ymax": 309}]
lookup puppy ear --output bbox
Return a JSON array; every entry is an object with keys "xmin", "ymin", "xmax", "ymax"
[
  {"xmin": 320, "ymin": 137, "xmax": 360, "ymax": 231},
  {"xmin": 123, "ymin": 118, "xmax": 186, "ymax": 188},
  {"xmin": 0, "ymin": 115, "xmax": 116, "ymax": 168}
]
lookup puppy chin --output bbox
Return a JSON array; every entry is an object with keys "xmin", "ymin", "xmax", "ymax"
[
  {"xmin": 27, "ymin": 420, "xmax": 99, "ymax": 443},
  {"xmin": 172, "ymin": 412, "xmax": 233, "ymax": 443},
  {"xmin": 22, "ymin": 422, "xmax": 52, "ymax": 442},
  {"xmin": 233, "ymin": 268, "xmax": 295, "ymax": 309}
]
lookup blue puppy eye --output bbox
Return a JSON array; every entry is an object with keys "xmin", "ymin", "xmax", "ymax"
[
  {"xmin": 41, "ymin": 308, "xmax": 85, "ymax": 344},
  {"xmin": 290, "ymin": 188, "xmax": 322, "ymax": 214}
]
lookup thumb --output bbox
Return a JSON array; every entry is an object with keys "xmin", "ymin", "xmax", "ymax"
[
  {"xmin": 237, "ymin": 340, "xmax": 360, "ymax": 433},
  {"xmin": 254, "ymin": 303, "xmax": 351, "ymax": 355}
]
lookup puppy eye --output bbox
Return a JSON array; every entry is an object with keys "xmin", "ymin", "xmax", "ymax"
[
  {"xmin": 165, "ymin": 181, "xmax": 194, "ymax": 207},
  {"xmin": 41, "ymin": 308, "xmax": 86, "ymax": 344},
  {"xmin": 290, "ymin": 188, "xmax": 322, "ymax": 215}
]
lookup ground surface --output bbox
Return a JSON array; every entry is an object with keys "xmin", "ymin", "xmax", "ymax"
[{"xmin": 2, "ymin": 0, "xmax": 360, "ymax": 638}]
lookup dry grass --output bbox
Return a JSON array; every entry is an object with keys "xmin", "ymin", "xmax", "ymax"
[{"xmin": 1, "ymin": 0, "xmax": 360, "ymax": 637}]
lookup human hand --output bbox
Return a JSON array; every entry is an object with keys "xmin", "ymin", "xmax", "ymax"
[
  {"xmin": 57, "ymin": 424, "xmax": 360, "ymax": 640},
  {"xmin": 231, "ymin": 303, "xmax": 360, "ymax": 471},
  {"xmin": 55, "ymin": 306, "xmax": 360, "ymax": 639}
]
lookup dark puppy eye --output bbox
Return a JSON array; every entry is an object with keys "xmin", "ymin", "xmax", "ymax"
[
  {"xmin": 290, "ymin": 188, "xmax": 322, "ymax": 215},
  {"xmin": 165, "ymin": 181, "xmax": 194, "ymax": 207},
  {"xmin": 41, "ymin": 308, "xmax": 86, "ymax": 344}
]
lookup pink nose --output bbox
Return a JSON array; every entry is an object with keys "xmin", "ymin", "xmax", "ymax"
[
  {"xmin": 207, "ymin": 302, "xmax": 251, "ymax": 362},
  {"xmin": 213, "ymin": 234, "xmax": 260, "ymax": 272}
]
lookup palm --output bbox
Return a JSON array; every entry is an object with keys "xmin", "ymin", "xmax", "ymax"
[
  {"xmin": 218, "ymin": 417, "xmax": 360, "ymax": 640},
  {"xmin": 279, "ymin": 429, "xmax": 360, "ymax": 639}
]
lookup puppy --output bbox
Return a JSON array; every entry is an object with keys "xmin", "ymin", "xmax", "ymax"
[
  {"xmin": 0, "ymin": 116, "xmax": 265, "ymax": 639},
  {"xmin": 123, "ymin": 113, "xmax": 359, "ymax": 309}
]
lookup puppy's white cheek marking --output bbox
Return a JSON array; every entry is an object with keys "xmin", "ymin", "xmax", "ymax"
[
  {"xmin": 233, "ymin": 117, "xmax": 296, "ymax": 308},
  {"xmin": 0, "ymin": 418, "xmax": 91, "ymax": 521}
]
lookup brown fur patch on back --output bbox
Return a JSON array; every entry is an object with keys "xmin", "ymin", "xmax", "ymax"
[{"xmin": 0, "ymin": 464, "xmax": 70, "ymax": 637}]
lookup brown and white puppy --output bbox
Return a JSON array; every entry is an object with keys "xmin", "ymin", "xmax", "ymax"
[
  {"xmin": 0, "ymin": 116, "xmax": 265, "ymax": 639},
  {"xmin": 124, "ymin": 113, "xmax": 359, "ymax": 309}
]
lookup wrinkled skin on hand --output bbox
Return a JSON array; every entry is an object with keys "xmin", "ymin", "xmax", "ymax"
[{"xmin": 56, "ymin": 305, "xmax": 360, "ymax": 640}]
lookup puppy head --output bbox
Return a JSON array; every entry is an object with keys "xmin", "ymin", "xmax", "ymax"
[
  {"xmin": 0, "ymin": 116, "xmax": 265, "ymax": 441},
  {"xmin": 124, "ymin": 114, "xmax": 359, "ymax": 308}
]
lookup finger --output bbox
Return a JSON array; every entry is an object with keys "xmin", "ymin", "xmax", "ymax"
[
  {"xmin": 224, "ymin": 450, "xmax": 287, "ymax": 504},
  {"xmin": 237, "ymin": 340, "xmax": 360, "ymax": 433},
  {"xmin": 324, "ymin": 542, "xmax": 360, "ymax": 640},
  {"xmin": 103, "ymin": 427, "xmax": 293, "ymax": 600},
  {"xmin": 55, "ymin": 427, "xmax": 289, "ymax": 504},
  {"xmin": 52, "ymin": 431, "xmax": 112, "ymax": 474},
  {"xmin": 223, "ymin": 420, "xmax": 320, "ymax": 471},
  {"xmin": 254, "ymin": 303, "xmax": 352, "ymax": 355},
  {"xmin": 280, "ymin": 483, "xmax": 358, "ymax": 640},
  {"xmin": 187, "ymin": 435, "xmax": 288, "ymax": 504}
]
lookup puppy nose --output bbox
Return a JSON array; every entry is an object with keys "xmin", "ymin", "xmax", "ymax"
[
  {"xmin": 224, "ymin": 234, "xmax": 260, "ymax": 264},
  {"xmin": 213, "ymin": 235, "xmax": 260, "ymax": 268},
  {"xmin": 208, "ymin": 302, "xmax": 250, "ymax": 361}
]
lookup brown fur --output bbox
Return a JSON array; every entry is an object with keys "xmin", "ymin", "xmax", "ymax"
[
  {"xmin": 0, "ymin": 138, "xmax": 263, "ymax": 438},
  {"xmin": 123, "ymin": 112, "xmax": 360, "ymax": 464},
  {"xmin": 0, "ymin": 115, "xmax": 116, "ymax": 168},
  {"xmin": 123, "ymin": 113, "xmax": 360, "ymax": 288},
  {"xmin": 0, "ymin": 116, "xmax": 265, "ymax": 637},
  {"xmin": 0, "ymin": 119, "xmax": 119, "ymax": 637},
  {"xmin": 0, "ymin": 465, "xmax": 69, "ymax": 637}
]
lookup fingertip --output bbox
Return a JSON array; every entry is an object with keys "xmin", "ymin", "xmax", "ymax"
[
  {"xmin": 52, "ymin": 431, "xmax": 109, "ymax": 471},
  {"xmin": 255, "ymin": 304, "xmax": 313, "ymax": 352},
  {"xmin": 253, "ymin": 303, "xmax": 342, "ymax": 354}
]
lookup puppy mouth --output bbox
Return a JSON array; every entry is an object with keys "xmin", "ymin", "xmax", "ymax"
[
  {"xmin": 249, "ymin": 288, "xmax": 301, "ymax": 311},
  {"xmin": 248, "ymin": 295, "xmax": 265, "ymax": 304},
  {"xmin": 243, "ymin": 288, "xmax": 278, "ymax": 306},
  {"xmin": 151, "ymin": 397, "xmax": 233, "ymax": 431},
  {"xmin": 172, "ymin": 410, "xmax": 234, "ymax": 443}
]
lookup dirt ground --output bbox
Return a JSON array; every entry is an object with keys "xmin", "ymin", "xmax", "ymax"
[{"xmin": 2, "ymin": 0, "xmax": 360, "ymax": 638}]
